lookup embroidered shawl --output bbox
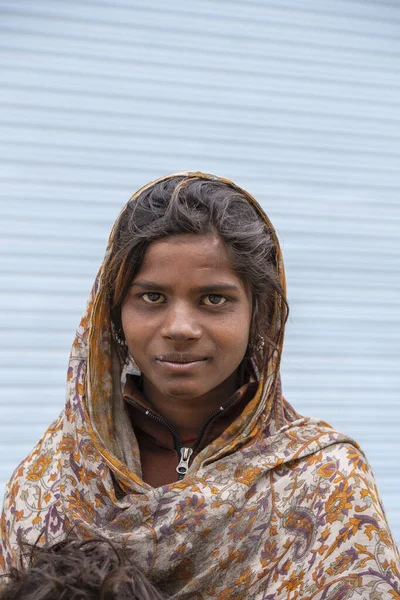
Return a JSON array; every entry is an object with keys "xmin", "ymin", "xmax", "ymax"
[{"xmin": 1, "ymin": 172, "xmax": 399, "ymax": 599}]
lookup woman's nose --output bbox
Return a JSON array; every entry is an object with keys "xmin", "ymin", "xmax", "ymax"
[{"xmin": 160, "ymin": 303, "xmax": 202, "ymax": 341}]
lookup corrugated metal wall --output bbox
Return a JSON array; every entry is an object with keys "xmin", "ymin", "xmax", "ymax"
[{"xmin": 1, "ymin": 0, "xmax": 400, "ymax": 541}]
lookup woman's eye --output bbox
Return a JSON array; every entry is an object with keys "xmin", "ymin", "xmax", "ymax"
[
  {"xmin": 202, "ymin": 294, "xmax": 227, "ymax": 306},
  {"xmin": 141, "ymin": 292, "xmax": 165, "ymax": 304}
]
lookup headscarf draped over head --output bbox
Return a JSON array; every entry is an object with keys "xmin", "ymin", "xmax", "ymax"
[{"xmin": 1, "ymin": 172, "xmax": 399, "ymax": 598}]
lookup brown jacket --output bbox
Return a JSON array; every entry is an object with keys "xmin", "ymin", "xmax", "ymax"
[{"xmin": 123, "ymin": 375, "xmax": 258, "ymax": 487}]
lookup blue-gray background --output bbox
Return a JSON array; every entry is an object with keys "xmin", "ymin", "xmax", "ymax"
[{"xmin": 1, "ymin": 0, "xmax": 399, "ymax": 542}]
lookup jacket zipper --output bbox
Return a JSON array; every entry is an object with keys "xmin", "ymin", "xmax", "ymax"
[
  {"xmin": 175, "ymin": 406, "xmax": 226, "ymax": 478},
  {"xmin": 191, "ymin": 405, "xmax": 226, "ymax": 452},
  {"xmin": 176, "ymin": 447, "xmax": 193, "ymax": 476},
  {"xmin": 125, "ymin": 398, "xmax": 188, "ymax": 479},
  {"xmin": 125, "ymin": 398, "xmax": 233, "ymax": 480}
]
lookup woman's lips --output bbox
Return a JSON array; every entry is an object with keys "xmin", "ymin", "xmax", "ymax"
[{"xmin": 155, "ymin": 354, "xmax": 208, "ymax": 371}]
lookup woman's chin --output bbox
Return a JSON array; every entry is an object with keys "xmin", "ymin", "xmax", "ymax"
[{"xmin": 163, "ymin": 384, "xmax": 207, "ymax": 401}]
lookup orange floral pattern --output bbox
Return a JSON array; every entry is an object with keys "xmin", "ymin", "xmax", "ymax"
[
  {"xmin": 1, "ymin": 172, "xmax": 399, "ymax": 599},
  {"xmin": 26, "ymin": 452, "xmax": 54, "ymax": 482}
]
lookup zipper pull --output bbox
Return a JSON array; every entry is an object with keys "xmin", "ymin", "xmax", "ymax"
[{"xmin": 176, "ymin": 447, "xmax": 193, "ymax": 477}]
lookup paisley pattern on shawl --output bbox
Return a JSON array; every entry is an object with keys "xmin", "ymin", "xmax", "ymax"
[{"xmin": 1, "ymin": 172, "xmax": 399, "ymax": 599}]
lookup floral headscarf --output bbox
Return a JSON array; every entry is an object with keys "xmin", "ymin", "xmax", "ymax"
[{"xmin": 1, "ymin": 173, "xmax": 399, "ymax": 599}]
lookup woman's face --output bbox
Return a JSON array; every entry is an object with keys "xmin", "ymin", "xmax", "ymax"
[{"xmin": 121, "ymin": 234, "xmax": 252, "ymax": 402}]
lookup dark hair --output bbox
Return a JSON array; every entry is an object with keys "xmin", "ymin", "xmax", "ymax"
[
  {"xmin": 0, "ymin": 537, "xmax": 165, "ymax": 600},
  {"xmin": 103, "ymin": 175, "xmax": 288, "ymax": 375}
]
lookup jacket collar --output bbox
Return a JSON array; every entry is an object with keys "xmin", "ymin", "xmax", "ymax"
[{"xmin": 123, "ymin": 374, "xmax": 258, "ymax": 453}]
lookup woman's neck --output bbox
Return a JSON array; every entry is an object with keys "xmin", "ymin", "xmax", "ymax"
[{"xmin": 142, "ymin": 374, "xmax": 238, "ymax": 440}]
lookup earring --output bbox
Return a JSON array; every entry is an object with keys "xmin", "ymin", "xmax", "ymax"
[
  {"xmin": 253, "ymin": 334, "xmax": 265, "ymax": 355},
  {"xmin": 114, "ymin": 328, "xmax": 127, "ymax": 347}
]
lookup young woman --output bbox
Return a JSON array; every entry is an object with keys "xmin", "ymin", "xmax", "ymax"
[{"xmin": 1, "ymin": 172, "xmax": 399, "ymax": 598}]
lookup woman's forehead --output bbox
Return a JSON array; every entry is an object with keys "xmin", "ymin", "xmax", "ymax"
[
  {"xmin": 140, "ymin": 234, "xmax": 228, "ymax": 266},
  {"xmin": 134, "ymin": 234, "xmax": 244, "ymax": 285}
]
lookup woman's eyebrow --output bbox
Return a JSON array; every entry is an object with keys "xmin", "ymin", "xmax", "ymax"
[
  {"xmin": 131, "ymin": 280, "xmax": 167, "ymax": 290},
  {"xmin": 131, "ymin": 280, "xmax": 241, "ymax": 293},
  {"xmin": 194, "ymin": 284, "xmax": 241, "ymax": 293}
]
